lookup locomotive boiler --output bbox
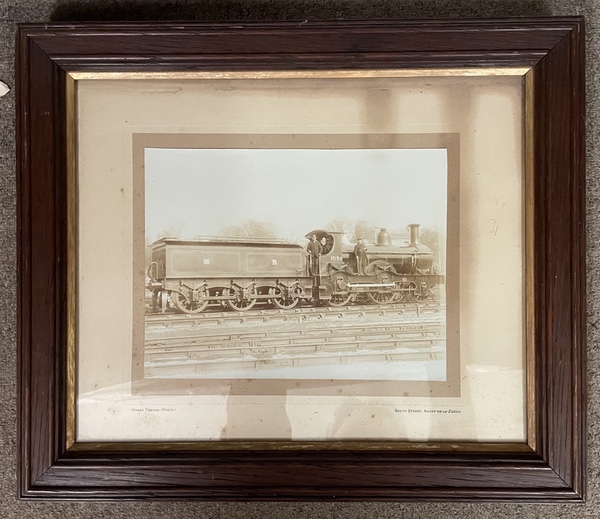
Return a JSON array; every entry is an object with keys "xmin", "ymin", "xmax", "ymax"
[
  {"xmin": 308, "ymin": 224, "xmax": 442, "ymax": 306},
  {"xmin": 146, "ymin": 224, "xmax": 443, "ymax": 314}
]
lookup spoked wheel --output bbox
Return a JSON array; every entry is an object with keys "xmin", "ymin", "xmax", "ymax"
[
  {"xmin": 367, "ymin": 269, "xmax": 396, "ymax": 304},
  {"xmin": 401, "ymin": 281, "xmax": 418, "ymax": 303},
  {"xmin": 269, "ymin": 286, "xmax": 301, "ymax": 309},
  {"xmin": 225, "ymin": 287, "xmax": 257, "ymax": 311},
  {"xmin": 365, "ymin": 261, "xmax": 395, "ymax": 303},
  {"xmin": 151, "ymin": 290, "xmax": 171, "ymax": 313},
  {"xmin": 329, "ymin": 293, "xmax": 354, "ymax": 307},
  {"xmin": 413, "ymin": 284, "xmax": 431, "ymax": 302},
  {"xmin": 327, "ymin": 271, "xmax": 353, "ymax": 307},
  {"xmin": 172, "ymin": 290, "xmax": 209, "ymax": 314},
  {"xmin": 368, "ymin": 289, "xmax": 396, "ymax": 304}
]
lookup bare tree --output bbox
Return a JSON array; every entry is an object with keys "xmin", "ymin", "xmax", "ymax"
[
  {"xmin": 146, "ymin": 224, "xmax": 183, "ymax": 266},
  {"xmin": 153, "ymin": 224, "xmax": 184, "ymax": 241},
  {"xmin": 325, "ymin": 218, "xmax": 374, "ymax": 243},
  {"xmin": 221, "ymin": 220, "xmax": 278, "ymax": 239},
  {"xmin": 325, "ymin": 217, "xmax": 353, "ymax": 235},
  {"xmin": 420, "ymin": 226, "xmax": 446, "ymax": 272},
  {"xmin": 351, "ymin": 220, "xmax": 374, "ymax": 243}
]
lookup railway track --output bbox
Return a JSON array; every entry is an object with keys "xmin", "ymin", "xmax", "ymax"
[
  {"xmin": 145, "ymin": 348, "xmax": 445, "ymax": 378},
  {"xmin": 145, "ymin": 302, "xmax": 445, "ymax": 329},
  {"xmin": 144, "ymin": 320, "xmax": 445, "ymax": 377}
]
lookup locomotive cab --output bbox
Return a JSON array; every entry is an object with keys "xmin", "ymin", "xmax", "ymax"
[
  {"xmin": 304, "ymin": 229, "xmax": 347, "ymax": 275},
  {"xmin": 305, "ymin": 230, "xmax": 356, "ymax": 305}
]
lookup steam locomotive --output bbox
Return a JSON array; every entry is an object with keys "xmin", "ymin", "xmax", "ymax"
[{"xmin": 146, "ymin": 224, "xmax": 444, "ymax": 314}]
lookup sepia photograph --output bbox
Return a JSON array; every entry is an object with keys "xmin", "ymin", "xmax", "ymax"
[{"xmin": 142, "ymin": 145, "xmax": 449, "ymax": 384}]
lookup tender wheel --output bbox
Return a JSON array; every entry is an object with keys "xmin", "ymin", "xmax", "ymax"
[
  {"xmin": 225, "ymin": 287, "xmax": 257, "ymax": 311},
  {"xmin": 269, "ymin": 286, "xmax": 300, "ymax": 309},
  {"xmin": 172, "ymin": 290, "xmax": 208, "ymax": 314}
]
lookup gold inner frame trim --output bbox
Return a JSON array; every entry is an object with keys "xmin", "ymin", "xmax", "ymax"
[
  {"xmin": 65, "ymin": 66, "xmax": 534, "ymax": 452},
  {"xmin": 69, "ymin": 68, "xmax": 531, "ymax": 81},
  {"xmin": 68, "ymin": 440, "xmax": 535, "ymax": 453},
  {"xmin": 524, "ymin": 69, "xmax": 536, "ymax": 452},
  {"xmin": 66, "ymin": 73, "xmax": 77, "ymax": 449}
]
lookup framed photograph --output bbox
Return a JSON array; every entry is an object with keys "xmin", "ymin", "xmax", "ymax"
[{"xmin": 17, "ymin": 19, "xmax": 586, "ymax": 500}]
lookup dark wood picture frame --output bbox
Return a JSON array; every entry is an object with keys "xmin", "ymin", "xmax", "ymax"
[{"xmin": 16, "ymin": 19, "xmax": 586, "ymax": 501}]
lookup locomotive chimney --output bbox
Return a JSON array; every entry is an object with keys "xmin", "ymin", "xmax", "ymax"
[
  {"xmin": 376, "ymin": 228, "xmax": 391, "ymax": 246},
  {"xmin": 408, "ymin": 223, "xmax": 421, "ymax": 247}
]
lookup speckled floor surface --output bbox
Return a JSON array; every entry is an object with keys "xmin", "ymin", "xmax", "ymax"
[{"xmin": 1, "ymin": 1, "xmax": 598, "ymax": 517}]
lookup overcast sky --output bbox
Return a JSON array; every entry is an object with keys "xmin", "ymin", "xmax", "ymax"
[{"xmin": 145, "ymin": 148, "xmax": 447, "ymax": 244}]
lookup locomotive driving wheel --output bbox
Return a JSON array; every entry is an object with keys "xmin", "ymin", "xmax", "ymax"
[
  {"xmin": 368, "ymin": 287, "xmax": 395, "ymax": 304},
  {"xmin": 172, "ymin": 289, "xmax": 209, "ymax": 314},
  {"xmin": 329, "ymin": 292, "xmax": 353, "ymax": 307},
  {"xmin": 327, "ymin": 271, "xmax": 353, "ymax": 307},
  {"xmin": 225, "ymin": 286, "xmax": 257, "ymax": 311},
  {"xmin": 365, "ymin": 260, "xmax": 396, "ymax": 304}
]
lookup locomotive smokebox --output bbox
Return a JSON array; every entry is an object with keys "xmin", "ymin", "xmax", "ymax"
[{"xmin": 408, "ymin": 223, "xmax": 421, "ymax": 247}]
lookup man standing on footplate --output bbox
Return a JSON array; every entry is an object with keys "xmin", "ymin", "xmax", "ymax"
[{"xmin": 307, "ymin": 234, "xmax": 322, "ymax": 277}]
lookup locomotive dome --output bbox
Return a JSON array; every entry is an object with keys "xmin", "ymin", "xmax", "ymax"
[{"xmin": 376, "ymin": 228, "xmax": 392, "ymax": 246}]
